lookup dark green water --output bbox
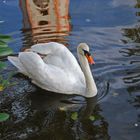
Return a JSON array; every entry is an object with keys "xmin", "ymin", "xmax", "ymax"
[{"xmin": 0, "ymin": 0, "xmax": 140, "ymax": 140}]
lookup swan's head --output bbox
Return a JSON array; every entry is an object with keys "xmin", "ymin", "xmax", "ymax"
[{"xmin": 77, "ymin": 43, "xmax": 95, "ymax": 64}]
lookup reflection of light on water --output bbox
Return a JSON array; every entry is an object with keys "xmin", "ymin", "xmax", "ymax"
[
  {"xmin": 3, "ymin": 0, "xmax": 6, "ymax": 3},
  {"xmin": 85, "ymin": 18, "xmax": 91, "ymax": 22},
  {"xmin": 0, "ymin": 20, "xmax": 4, "ymax": 23},
  {"xmin": 92, "ymin": 78, "xmax": 110, "ymax": 103},
  {"xmin": 110, "ymin": 0, "xmax": 136, "ymax": 7}
]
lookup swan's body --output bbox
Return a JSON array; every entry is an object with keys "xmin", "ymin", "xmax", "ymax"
[{"xmin": 8, "ymin": 42, "xmax": 97, "ymax": 97}]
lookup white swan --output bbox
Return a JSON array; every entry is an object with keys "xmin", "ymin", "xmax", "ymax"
[{"xmin": 8, "ymin": 42, "xmax": 97, "ymax": 97}]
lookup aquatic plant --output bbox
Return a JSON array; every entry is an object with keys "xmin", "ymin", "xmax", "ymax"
[
  {"xmin": 0, "ymin": 34, "xmax": 13, "ymax": 56},
  {"xmin": 71, "ymin": 112, "xmax": 78, "ymax": 120},
  {"xmin": 0, "ymin": 113, "xmax": 10, "ymax": 122},
  {"xmin": 0, "ymin": 34, "xmax": 13, "ymax": 91},
  {"xmin": 71, "ymin": 111, "xmax": 96, "ymax": 121},
  {"xmin": 0, "ymin": 72, "xmax": 16, "ymax": 92},
  {"xmin": 0, "ymin": 34, "xmax": 13, "ymax": 65},
  {"xmin": 0, "ymin": 34, "xmax": 13, "ymax": 122}
]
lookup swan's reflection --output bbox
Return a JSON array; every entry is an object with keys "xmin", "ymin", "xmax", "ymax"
[
  {"xmin": 28, "ymin": 88, "xmax": 97, "ymax": 112},
  {"xmin": 27, "ymin": 89, "xmax": 109, "ymax": 140},
  {"xmin": 80, "ymin": 96, "xmax": 97, "ymax": 119}
]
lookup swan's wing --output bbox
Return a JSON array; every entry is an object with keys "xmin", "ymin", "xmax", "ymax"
[
  {"xmin": 8, "ymin": 56, "xmax": 28, "ymax": 75},
  {"xmin": 41, "ymin": 44, "xmax": 86, "ymax": 84},
  {"xmin": 31, "ymin": 42, "xmax": 81, "ymax": 71},
  {"xmin": 31, "ymin": 42, "xmax": 86, "ymax": 88},
  {"xmin": 19, "ymin": 52, "xmax": 45, "ymax": 81},
  {"xmin": 31, "ymin": 42, "xmax": 74, "ymax": 69},
  {"xmin": 31, "ymin": 42, "xmax": 83, "ymax": 79},
  {"xmin": 41, "ymin": 64, "xmax": 86, "ymax": 94},
  {"xmin": 31, "ymin": 42, "xmax": 65, "ymax": 55},
  {"xmin": 31, "ymin": 42, "xmax": 75, "ymax": 70},
  {"xmin": 18, "ymin": 52, "xmax": 85, "ymax": 94},
  {"xmin": 43, "ymin": 51, "xmax": 86, "ymax": 92}
]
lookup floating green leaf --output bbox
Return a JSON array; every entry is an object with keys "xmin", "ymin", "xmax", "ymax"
[
  {"xmin": 0, "ymin": 40, "xmax": 8, "ymax": 47},
  {"xmin": 71, "ymin": 112, "xmax": 78, "ymax": 120},
  {"xmin": 0, "ymin": 113, "xmax": 10, "ymax": 122},
  {"xmin": 89, "ymin": 115, "xmax": 96, "ymax": 121},
  {"xmin": 0, "ymin": 47, "xmax": 13, "ymax": 57},
  {"xmin": 0, "ymin": 72, "xmax": 16, "ymax": 91},
  {"xmin": 0, "ymin": 34, "xmax": 12, "ymax": 42},
  {"xmin": 0, "ymin": 61, "xmax": 6, "ymax": 69},
  {"xmin": 0, "ymin": 84, "xmax": 4, "ymax": 91},
  {"xmin": 0, "ymin": 34, "xmax": 14, "ymax": 91},
  {"xmin": 2, "ymin": 79, "xmax": 9, "ymax": 87}
]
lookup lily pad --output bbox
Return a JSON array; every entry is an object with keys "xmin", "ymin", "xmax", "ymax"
[
  {"xmin": 0, "ymin": 34, "xmax": 12, "ymax": 42},
  {"xmin": 0, "ymin": 85, "xmax": 4, "ymax": 91},
  {"xmin": 0, "ymin": 47, "xmax": 13, "ymax": 57},
  {"xmin": 0, "ymin": 113, "xmax": 10, "ymax": 122},
  {"xmin": 0, "ymin": 40, "xmax": 8, "ymax": 47},
  {"xmin": 71, "ymin": 112, "xmax": 78, "ymax": 120},
  {"xmin": 89, "ymin": 115, "xmax": 96, "ymax": 121}
]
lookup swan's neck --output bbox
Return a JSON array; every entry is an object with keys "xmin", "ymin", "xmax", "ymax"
[{"xmin": 78, "ymin": 53, "xmax": 97, "ymax": 97}]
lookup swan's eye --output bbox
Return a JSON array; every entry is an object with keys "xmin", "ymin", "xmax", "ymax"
[
  {"xmin": 82, "ymin": 49, "xmax": 91, "ymax": 56},
  {"xmin": 82, "ymin": 49, "xmax": 95, "ymax": 65}
]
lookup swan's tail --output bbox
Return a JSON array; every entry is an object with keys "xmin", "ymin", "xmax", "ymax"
[{"xmin": 8, "ymin": 56, "xmax": 28, "ymax": 75}]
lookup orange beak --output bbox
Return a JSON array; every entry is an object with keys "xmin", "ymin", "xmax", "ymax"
[{"xmin": 85, "ymin": 54, "xmax": 95, "ymax": 65}]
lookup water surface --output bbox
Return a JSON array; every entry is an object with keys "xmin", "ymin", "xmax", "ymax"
[{"xmin": 0, "ymin": 0, "xmax": 140, "ymax": 140}]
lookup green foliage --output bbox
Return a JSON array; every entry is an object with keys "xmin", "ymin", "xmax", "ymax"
[
  {"xmin": 0, "ymin": 113, "xmax": 10, "ymax": 122},
  {"xmin": 0, "ymin": 34, "xmax": 14, "ymax": 120},
  {"xmin": 0, "ymin": 34, "xmax": 13, "ymax": 68},
  {"xmin": 89, "ymin": 115, "xmax": 96, "ymax": 121},
  {"xmin": 0, "ymin": 34, "xmax": 12, "ymax": 42},
  {"xmin": 0, "ymin": 40, "xmax": 9, "ymax": 47},
  {"xmin": 0, "ymin": 61, "xmax": 6, "ymax": 69},
  {"xmin": 0, "ymin": 34, "xmax": 14, "ymax": 91},
  {"xmin": 0, "ymin": 47, "xmax": 13, "ymax": 57},
  {"xmin": 0, "ymin": 34, "xmax": 13, "ymax": 58},
  {"xmin": 0, "ymin": 73, "xmax": 16, "ymax": 91},
  {"xmin": 71, "ymin": 112, "xmax": 78, "ymax": 120}
]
